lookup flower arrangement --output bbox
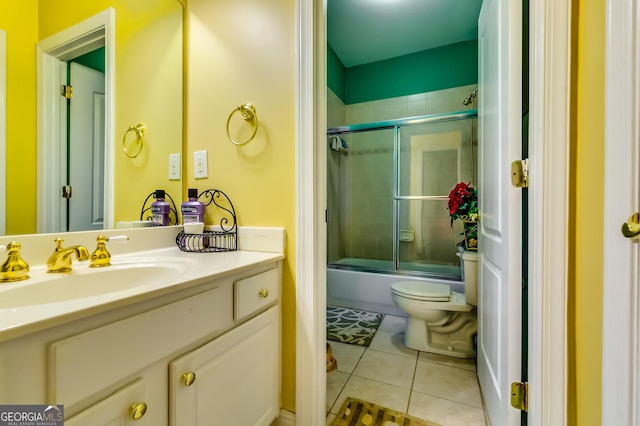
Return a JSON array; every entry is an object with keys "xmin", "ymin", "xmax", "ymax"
[{"xmin": 448, "ymin": 182, "xmax": 478, "ymax": 250}]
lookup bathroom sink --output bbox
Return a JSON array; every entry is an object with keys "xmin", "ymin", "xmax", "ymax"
[{"xmin": 0, "ymin": 257, "xmax": 196, "ymax": 309}]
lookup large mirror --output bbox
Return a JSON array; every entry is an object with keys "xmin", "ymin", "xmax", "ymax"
[{"xmin": 0, "ymin": 0, "xmax": 184, "ymax": 236}]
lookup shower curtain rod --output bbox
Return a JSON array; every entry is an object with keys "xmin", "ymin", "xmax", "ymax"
[{"xmin": 326, "ymin": 109, "xmax": 477, "ymax": 136}]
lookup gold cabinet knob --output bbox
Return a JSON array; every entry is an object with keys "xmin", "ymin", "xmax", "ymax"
[
  {"xmin": 181, "ymin": 371, "xmax": 196, "ymax": 386},
  {"xmin": 259, "ymin": 288, "xmax": 270, "ymax": 298},
  {"xmin": 129, "ymin": 402, "xmax": 147, "ymax": 420}
]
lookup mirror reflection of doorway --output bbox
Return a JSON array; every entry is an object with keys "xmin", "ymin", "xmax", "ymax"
[
  {"xmin": 37, "ymin": 8, "xmax": 114, "ymax": 234},
  {"xmin": 67, "ymin": 50, "xmax": 105, "ymax": 231}
]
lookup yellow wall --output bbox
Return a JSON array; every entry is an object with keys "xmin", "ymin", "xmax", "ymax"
[
  {"xmin": 0, "ymin": 1, "xmax": 38, "ymax": 235},
  {"xmin": 570, "ymin": 0, "xmax": 605, "ymax": 424},
  {"xmin": 186, "ymin": 0, "xmax": 296, "ymax": 410}
]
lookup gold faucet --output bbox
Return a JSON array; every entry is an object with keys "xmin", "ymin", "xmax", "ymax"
[
  {"xmin": 0, "ymin": 241, "xmax": 30, "ymax": 282},
  {"xmin": 90, "ymin": 235, "xmax": 129, "ymax": 268},
  {"xmin": 47, "ymin": 238, "xmax": 89, "ymax": 273}
]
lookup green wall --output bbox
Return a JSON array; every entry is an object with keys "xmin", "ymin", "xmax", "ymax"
[
  {"xmin": 327, "ymin": 45, "xmax": 346, "ymax": 101},
  {"xmin": 328, "ymin": 40, "xmax": 478, "ymax": 105},
  {"xmin": 71, "ymin": 46, "xmax": 106, "ymax": 73}
]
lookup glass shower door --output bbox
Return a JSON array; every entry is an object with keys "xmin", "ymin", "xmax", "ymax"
[
  {"xmin": 326, "ymin": 129, "xmax": 395, "ymax": 271},
  {"xmin": 396, "ymin": 119, "xmax": 477, "ymax": 278}
]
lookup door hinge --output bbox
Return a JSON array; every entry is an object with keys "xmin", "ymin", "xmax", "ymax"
[
  {"xmin": 62, "ymin": 185, "xmax": 72, "ymax": 199},
  {"xmin": 511, "ymin": 159, "xmax": 529, "ymax": 188},
  {"xmin": 511, "ymin": 381, "xmax": 528, "ymax": 412},
  {"xmin": 61, "ymin": 85, "xmax": 73, "ymax": 99}
]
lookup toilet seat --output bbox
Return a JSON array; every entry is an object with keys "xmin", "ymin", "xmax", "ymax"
[{"xmin": 391, "ymin": 281, "xmax": 451, "ymax": 302}]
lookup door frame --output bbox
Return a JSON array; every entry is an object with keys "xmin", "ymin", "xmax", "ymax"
[
  {"xmin": 294, "ymin": 0, "xmax": 570, "ymax": 425},
  {"xmin": 602, "ymin": 0, "xmax": 639, "ymax": 423},
  {"xmin": 36, "ymin": 8, "xmax": 115, "ymax": 233}
]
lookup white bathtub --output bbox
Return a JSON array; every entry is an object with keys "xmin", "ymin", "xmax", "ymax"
[{"xmin": 326, "ymin": 267, "xmax": 465, "ymax": 316}]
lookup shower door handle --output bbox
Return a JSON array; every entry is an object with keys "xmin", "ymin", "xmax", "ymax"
[{"xmin": 622, "ymin": 212, "xmax": 640, "ymax": 239}]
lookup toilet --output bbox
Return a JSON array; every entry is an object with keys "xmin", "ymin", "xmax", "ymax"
[{"xmin": 390, "ymin": 252, "xmax": 478, "ymax": 358}]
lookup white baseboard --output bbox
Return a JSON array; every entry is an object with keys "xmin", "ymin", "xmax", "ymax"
[{"xmin": 271, "ymin": 409, "xmax": 295, "ymax": 426}]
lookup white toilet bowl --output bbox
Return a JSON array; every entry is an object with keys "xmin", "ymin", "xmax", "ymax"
[{"xmin": 391, "ymin": 253, "xmax": 479, "ymax": 358}]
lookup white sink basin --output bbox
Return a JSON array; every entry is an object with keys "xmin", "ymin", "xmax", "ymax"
[{"xmin": 0, "ymin": 257, "xmax": 196, "ymax": 308}]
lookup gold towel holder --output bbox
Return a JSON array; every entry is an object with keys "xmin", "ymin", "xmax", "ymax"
[
  {"xmin": 123, "ymin": 123, "xmax": 145, "ymax": 158},
  {"xmin": 226, "ymin": 103, "xmax": 258, "ymax": 146}
]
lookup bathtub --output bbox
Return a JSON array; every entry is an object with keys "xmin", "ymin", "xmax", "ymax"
[{"xmin": 326, "ymin": 266, "xmax": 465, "ymax": 317}]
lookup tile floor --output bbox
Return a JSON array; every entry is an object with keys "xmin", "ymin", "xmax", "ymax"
[{"xmin": 326, "ymin": 314, "xmax": 488, "ymax": 426}]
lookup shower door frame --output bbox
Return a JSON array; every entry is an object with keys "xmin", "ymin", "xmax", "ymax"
[{"xmin": 327, "ymin": 110, "xmax": 478, "ymax": 279}]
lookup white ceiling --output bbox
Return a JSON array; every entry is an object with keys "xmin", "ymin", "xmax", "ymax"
[{"xmin": 328, "ymin": 0, "xmax": 483, "ymax": 68}]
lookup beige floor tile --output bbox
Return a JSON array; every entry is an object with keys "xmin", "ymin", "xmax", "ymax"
[
  {"xmin": 378, "ymin": 314, "xmax": 407, "ymax": 333},
  {"xmin": 326, "ymin": 370, "xmax": 349, "ymax": 412},
  {"xmin": 369, "ymin": 329, "xmax": 418, "ymax": 359},
  {"xmin": 353, "ymin": 349, "xmax": 417, "ymax": 389},
  {"xmin": 331, "ymin": 375, "xmax": 410, "ymax": 415},
  {"xmin": 408, "ymin": 391, "xmax": 486, "ymax": 426},
  {"xmin": 413, "ymin": 360, "xmax": 482, "ymax": 408},
  {"xmin": 418, "ymin": 351, "xmax": 477, "ymax": 371},
  {"xmin": 329, "ymin": 341, "xmax": 366, "ymax": 374}
]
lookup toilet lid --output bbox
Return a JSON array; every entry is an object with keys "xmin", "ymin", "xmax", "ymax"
[{"xmin": 391, "ymin": 281, "xmax": 451, "ymax": 301}]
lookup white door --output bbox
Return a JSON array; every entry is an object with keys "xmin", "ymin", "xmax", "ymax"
[
  {"xmin": 69, "ymin": 62, "xmax": 105, "ymax": 231},
  {"xmin": 477, "ymin": 0, "xmax": 523, "ymax": 424}
]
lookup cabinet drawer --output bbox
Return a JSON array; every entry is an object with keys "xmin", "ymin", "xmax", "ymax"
[
  {"xmin": 48, "ymin": 285, "xmax": 232, "ymax": 407},
  {"xmin": 66, "ymin": 379, "xmax": 149, "ymax": 426},
  {"xmin": 234, "ymin": 266, "xmax": 280, "ymax": 321}
]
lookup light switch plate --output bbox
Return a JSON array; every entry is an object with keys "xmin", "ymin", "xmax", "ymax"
[
  {"xmin": 194, "ymin": 150, "xmax": 208, "ymax": 179},
  {"xmin": 169, "ymin": 153, "xmax": 181, "ymax": 180}
]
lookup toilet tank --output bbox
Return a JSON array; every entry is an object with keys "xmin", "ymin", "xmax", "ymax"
[{"xmin": 462, "ymin": 251, "xmax": 479, "ymax": 306}]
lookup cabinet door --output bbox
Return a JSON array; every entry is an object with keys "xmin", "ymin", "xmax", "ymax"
[
  {"xmin": 66, "ymin": 379, "xmax": 150, "ymax": 426},
  {"xmin": 170, "ymin": 306, "xmax": 280, "ymax": 426}
]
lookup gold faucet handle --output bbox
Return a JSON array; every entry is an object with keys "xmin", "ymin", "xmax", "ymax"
[
  {"xmin": 0, "ymin": 241, "xmax": 30, "ymax": 282},
  {"xmin": 53, "ymin": 237, "xmax": 65, "ymax": 251},
  {"xmin": 90, "ymin": 235, "xmax": 129, "ymax": 268}
]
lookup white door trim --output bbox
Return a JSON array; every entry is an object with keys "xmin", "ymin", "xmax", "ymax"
[
  {"xmin": 36, "ymin": 8, "xmax": 115, "ymax": 233},
  {"xmin": 602, "ymin": 0, "xmax": 639, "ymax": 424},
  {"xmin": 527, "ymin": 0, "xmax": 571, "ymax": 423},
  {"xmin": 295, "ymin": 0, "xmax": 570, "ymax": 424},
  {"xmin": 295, "ymin": 0, "xmax": 327, "ymax": 424},
  {"xmin": 0, "ymin": 30, "xmax": 6, "ymax": 235}
]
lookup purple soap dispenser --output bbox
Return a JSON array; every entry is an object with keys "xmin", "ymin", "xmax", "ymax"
[
  {"xmin": 151, "ymin": 189, "xmax": 170, "ymax": 226},
  {"xmin": 181, "ymin": 188, "xmax": 205, "ymax": 224}
]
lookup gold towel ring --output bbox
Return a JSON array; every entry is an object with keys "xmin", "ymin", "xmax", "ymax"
[
  {"xmin": 226, "ymin": 103, "xmax": 258, "ymax": 146},
  {"xmin": 123, "ymin": 124, "xmax": 145, "ymax": 158}
]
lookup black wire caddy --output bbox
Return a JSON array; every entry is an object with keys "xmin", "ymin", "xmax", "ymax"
[{"xmin": 175, "ymin": 189, "xmax": 238, "ymax": 253}]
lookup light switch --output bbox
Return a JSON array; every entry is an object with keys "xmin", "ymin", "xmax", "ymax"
[
  {"xmin": 194, "ymin": 150, "xmax": 208, "ymax": 179},
  {"xmin": 169, "ymin": 153, "xmax": 181, "ymax": 180}
]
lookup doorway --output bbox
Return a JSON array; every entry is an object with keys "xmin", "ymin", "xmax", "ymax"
[
  {"xmin": 293, "ymin": 0, "xmax": 571, "ymax": 424},
  {"xmin": 37, "ymin": 8, "xmax": 115, "ymax": 233}
]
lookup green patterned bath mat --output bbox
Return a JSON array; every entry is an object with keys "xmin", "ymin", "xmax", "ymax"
[
  {"xmin": 327, "ymin": 306, "xmax": 384, "ymax": 346},
  {"xmin": 331, "ymin": 397, "xmax": 442, "ymax": 426}
]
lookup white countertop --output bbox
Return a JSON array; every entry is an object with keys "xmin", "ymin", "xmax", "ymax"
[{"xmin": 0, "ymin": 227, "xmax": 285, "ymax": 342}]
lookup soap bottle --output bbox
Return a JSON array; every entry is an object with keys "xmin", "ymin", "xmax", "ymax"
[
  {"xmin": 151, "ymin": 189, "xmax": 170, "ymax": 226},
  {"xmin": 181, "ymin": 188, "xmax": 205, "ymax": 223}
]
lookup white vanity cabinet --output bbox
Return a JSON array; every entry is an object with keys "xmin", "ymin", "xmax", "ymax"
[{"xmin": 0, "ymin": 261, "xmax": 282, "ymax": 426}]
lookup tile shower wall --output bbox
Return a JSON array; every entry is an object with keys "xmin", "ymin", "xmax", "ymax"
[{"xmin": 327, "ymin": 85, "xmax": 478, "ymax": 264}]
